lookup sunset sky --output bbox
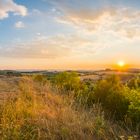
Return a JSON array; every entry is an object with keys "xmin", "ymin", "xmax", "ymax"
[{"xmin": 0, "ymin": 0, "xmax": 140, "ymax": 70}]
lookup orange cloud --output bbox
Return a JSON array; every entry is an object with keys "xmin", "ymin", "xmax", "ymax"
[{"xmin": 0, "ymin": 34, "xmax": 101, "ymax": 59}]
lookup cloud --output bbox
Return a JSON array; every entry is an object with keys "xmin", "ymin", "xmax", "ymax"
[
  {"xmin": 0, "ymin": 0, "xmax": 27, "ymax": 20},
  {"xmin": 50, "ymin": 0, "xmax": 140, "ymax": 39},
  {"xmin": 63, "ymin": 8, "xmax": 140, "ymax": 39},
  {"xmin": 0, "ymin": 34, "xmax": 101, "ymax": 59},
  {"xmin": 15, "ymin": 21, "xmax": 25, "ymax": 28}
]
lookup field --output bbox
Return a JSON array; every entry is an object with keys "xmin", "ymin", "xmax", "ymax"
[
  {"xmin": 0, "ymin": 70, "xmax": 139, "ymax": 140},
  {"xmin": 80, "ymin": 70, "xmax": 137, "ymax": 83}
]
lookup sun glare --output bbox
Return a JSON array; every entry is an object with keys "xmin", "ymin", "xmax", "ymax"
[{"xmin": 117, "ymin": 61, "xmax": 125, "ymax": 67}]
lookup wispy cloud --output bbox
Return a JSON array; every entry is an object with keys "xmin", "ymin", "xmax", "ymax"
[
  {"xmin": 0, "ymin": 34, "xmax": 101, "ymax": 59},
  {"xmin": 49, "ymin": 0, "xmax": 140, "ymax": 39},
  {"xmin": 15, "ymin": 21, "xmax": 25, "ymax": 28},
  {"xmin": 0, "ymin": 0, "xmax": 27, "ymax": 20}
]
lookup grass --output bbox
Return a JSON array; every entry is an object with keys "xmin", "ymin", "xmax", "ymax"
[{"xmin": 0, "ymin": 76, "xmax": 139, "ymax": 140}]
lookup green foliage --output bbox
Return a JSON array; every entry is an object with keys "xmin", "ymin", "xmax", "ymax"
[
  {"xmin": 125, "ymin": 89, "xmax": 140, "ymax": 127},
  {"xmin": 54, "ymin": 72, "xmax": 81, "ymax": 93},
  {"xmin": 127, "ymin": 76, "xmax": 140, "ymax": 89},
  {"xmin": 75, "ymin": 81, "xmax": 95, "ymax": 106},
  {"xmin": 93, "ymin": 75, "xmax": 129, "ymax": 120},
  {"xmin": 75, "ymin": 74, "xmax": 140, "ymax": 128}
]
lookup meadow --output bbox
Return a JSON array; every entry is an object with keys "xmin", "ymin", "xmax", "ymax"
[{"xmin": 0, "ymin": 72, "xmax": 140, "ymax": 140}]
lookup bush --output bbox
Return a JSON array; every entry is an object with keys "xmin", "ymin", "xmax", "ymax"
[
  {"xmin": 75, "ymin": 81, "xmax": 95, "ymax": 106},
  {"xmin": 127, "ymin": 76, "xmax": 140, "ymax": 89},
  {"xmin": 54, "ymin": 72, "xmax": 81, "ymax": 93},
  {"xmin": 126, "ymin": 88, "xmax": 140, "ymax": 127},
  {"xmin": 94, "ymin": 75, "xmax": 129, "ymax": 120}
]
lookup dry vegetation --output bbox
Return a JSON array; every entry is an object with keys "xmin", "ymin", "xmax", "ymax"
[{"xmin": 0, "ymin": 75, "xmax": 139, "ymax": 140}]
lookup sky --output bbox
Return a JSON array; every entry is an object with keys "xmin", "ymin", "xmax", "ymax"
[{"xmin": 0, "ymin": 0, "xmax": 140, "ymax": 70}]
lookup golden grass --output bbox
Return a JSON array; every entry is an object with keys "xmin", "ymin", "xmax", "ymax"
[{"xmin": 0, "ymin": 76, "xmax": 138, "ymax": 140}]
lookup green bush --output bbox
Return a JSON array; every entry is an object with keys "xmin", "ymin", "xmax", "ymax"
[
  {"xmin": 54, "ymin": 72, "xmax": 81, "ymax": 93},
  {"xmin": 75, "ymin": 81, "xmax": 95, "ymax": 106},
  {"xmin": 94, "ymin": 75, "xmax": 129, "ymax": 120},
  {"xmin": 126, "ymin": 89, "xmax": 140, "ymax": 127},
  {"xmin": 127, "ymin": 76, "xmax": 140, "ymax": 89}
]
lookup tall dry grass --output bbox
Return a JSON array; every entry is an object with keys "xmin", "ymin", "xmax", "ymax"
[{"xmin": 0, "ymin": 76, "xmax": 138, "ymax": 140}]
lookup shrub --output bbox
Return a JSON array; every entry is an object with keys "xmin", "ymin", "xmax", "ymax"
[
  {"xmin": 94, "ymin": 75, "xmax": 129, "ymax": 120},
  {"xmin": 127, "ymin": 76, "xmax": 140, "ymax": 89},
  {"xmin": 126, "ymin": 88, "xmax": 140, "ymax": 127},
  {"xmin": 75, "ymin": 81, "xmax": 95, "ymax": 106},
  {"xmin": 54, "ymin": 72, "xmax": 81, "ymax": 93}
]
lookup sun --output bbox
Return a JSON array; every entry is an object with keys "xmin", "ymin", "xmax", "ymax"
[{"xmin": 117, "ymin": 61, "xmax": 125, "ymax": 67}]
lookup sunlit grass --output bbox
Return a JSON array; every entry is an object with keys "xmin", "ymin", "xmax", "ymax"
[{"xmin": 0, "ymin": 76, "xmax": 139, "ymax": 140}]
